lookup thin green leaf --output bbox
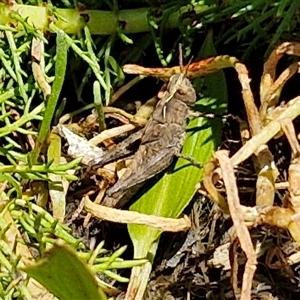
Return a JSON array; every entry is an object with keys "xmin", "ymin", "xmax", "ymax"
[
  {"xmin": 268, "ymin": 1, "xmax": 300, "ymax": 55},
  {"xmin": 93, "ymin": 80, "xmax": 106, "ymax": 131},
  {"xmin": 5, "ymin": 31, "xmax": 28, "ymax": 102},
  {"xmin": 0, "ymin": 174, "xmax": 22, "ymax": 198},
  {"xmin": 276, "ymin": 0, "xmax": 291, "ymax": 17},
  {"xmin": 31, "ymin": 30, "xmax": 68, "ymax": 163}
]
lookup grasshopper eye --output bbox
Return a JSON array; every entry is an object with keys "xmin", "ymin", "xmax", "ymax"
[{"xmin": 177, "ymin": 87, "xmax": 188, "ymax": 95}]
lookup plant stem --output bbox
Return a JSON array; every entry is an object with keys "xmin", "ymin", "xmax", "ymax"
[{"xmin": 0, "ymin": 3, "xmax": 209, "ymax": 35}]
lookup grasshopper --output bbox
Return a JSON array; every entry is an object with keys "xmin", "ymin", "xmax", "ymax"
[{"xmin": 90, "ymin": 71, "xmax": 197, "ymax": 208}]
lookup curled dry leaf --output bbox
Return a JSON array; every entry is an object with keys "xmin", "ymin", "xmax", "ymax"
[
  {"xmin": 84, "ymin": 197, "xmax": 191, "ymax": 232},
  {"xmin": 56, "ymin": 124, "xmax": 103, "ymax": 165},
  {"xmin": 31, "ymin": 37, "xmax": 51, "ymax": 98}
]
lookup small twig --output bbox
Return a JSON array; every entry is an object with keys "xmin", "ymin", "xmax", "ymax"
[
  {"xmin": 89, "ymin": 124, "xmax": 136, "ymax": 146},
  {"xmin": 110, "ymin": 75, "xmax": 145, "ymax": 103},
  {"xmin": 83, "ymin": 181, "xmax": 108, "ymax": 227},
  {"xmin": 234, "ymin": 61, "xmax": 262, "ymax": 136}
]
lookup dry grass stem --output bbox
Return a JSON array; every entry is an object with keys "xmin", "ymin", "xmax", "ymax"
[
  {"xmin": 89, "ymin": 124, "xmax": 136, "ymax": 145},
  {"xmin": 230, "ymin": 96, "xmax": 300, "ymax": 167},
  {"xmin": 216, "ymin": 150, "xmax": 257, "ymax": 300},
  {"xmin": 83, "ymin": 181, "xmax": 108, "ymax": 227},
  {"xmin": 260, "ymin": 62, "xmax": 299, "ymax": 115},
  {"xmin": 234, "ymin": 62, "xmax": 262, "ymax": 136}
]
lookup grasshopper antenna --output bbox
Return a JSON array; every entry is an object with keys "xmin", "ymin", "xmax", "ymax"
[
  {"xmin": 179, "ymin": 43, "xmax": 184, "ymax": 73},
  {"xmin": 164, "ymin": 43, "xmax": 191, "ymax": 104},
  {"xmin": 178, "ymin": 43, "xmax": 193, "ymax": 78},
  {"xmin": 184, "ymin": 55, "xmax": 193, "ymax": 78}
]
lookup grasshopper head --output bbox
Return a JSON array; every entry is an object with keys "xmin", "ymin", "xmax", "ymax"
[{"xmin": 167, "ymin": 74, "xmax": 196, "ymax": 106}]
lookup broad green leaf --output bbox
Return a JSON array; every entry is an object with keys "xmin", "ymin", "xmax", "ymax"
[
  {"xmin": 126, "ymin": 30, "xmax": 228, "ymax": 298},
  {"xmin": 22, "ymin": 242, "xmax": 106, "ymax": 300}
]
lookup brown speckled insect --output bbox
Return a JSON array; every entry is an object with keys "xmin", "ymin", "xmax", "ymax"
[{"xmin": 91, "ymin": 72, "xmax": 196, "ymax": 208}]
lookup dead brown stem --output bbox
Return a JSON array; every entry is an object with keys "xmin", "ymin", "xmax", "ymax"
[
  {"xmin": 216, "ymin": 150, "xmax": 257, "ymax": 300},
  {"xmin": 230, "ymin": 96, "xmax": 300, "ymax": 167}
]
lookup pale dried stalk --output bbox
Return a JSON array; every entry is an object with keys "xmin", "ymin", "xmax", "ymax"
[
  {"xmin": 234, "ymin": 59, "xmax": 277, "ymax": 207},
  {"xmin": 89, "ymin": 124, "xmax": 136, "ymax": 145},
  {"xmin": 204, "ymin": 97, "xmax": 300, "ymax": 209},
  {"xmin": 103, "ymin": 106, "xmax": 150, "ymax": 126},
  {"xmin": 84, "ymin": 197, "xmax": 191, "ymax": 232},
  {"xmin": 234, "ymin": 62, "xmax": 262, "ymax": 136},
  {"xmin": 230, "ymin": 96, "xmax": 300, "ymax": 167},
  {"xmin": 216, "ymin": 150, "xmax": 257, "ymax": 300},
  {"xmin": 280, "ymin": 119, "xmax": 300, "ymax": 213},
  {"xmin": 260, "ymin": 42, "xmax": 299, "ymax": 102},
  {"xmin": 260, "ymin": 61, "xmax": 299, "ymax": 117},
  {"xmin": 123, "ymin": 56, "xmax": 240, "ymax": 79}
]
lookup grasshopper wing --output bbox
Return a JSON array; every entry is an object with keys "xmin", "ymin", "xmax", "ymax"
[{"xmin": 107, "ymin": 123, "xmax": 185, "ymax": 197}]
